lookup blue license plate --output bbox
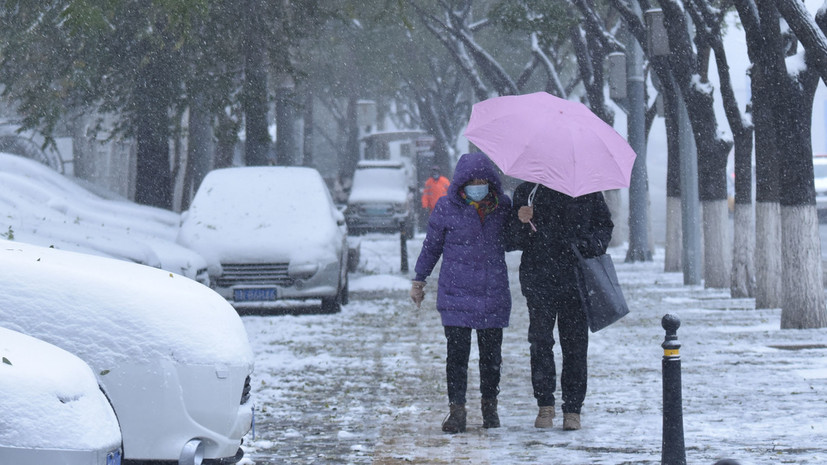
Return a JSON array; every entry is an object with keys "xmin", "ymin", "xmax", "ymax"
[
  {"xmin": 106, "ymin": 450, "xmax": 121, "ymax": 465},
  {"xmin": 234, "ymin": 288, "xmax": 278, "ymax": 302}
]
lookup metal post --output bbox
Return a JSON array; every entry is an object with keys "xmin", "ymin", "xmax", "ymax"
[
  {"xmin": 625, "ymin": 3, "xmax": 652, "ymax": 263},
  {"xmin": 661, "ymin": 314, "xmax": 686, "ymax": 465},
  {"xmin": 675, "ymin": 84, "xmax": 702, "ymax": 285},
  {"xmin": 400, "ymin": 220, "xmax": 409, "ymax": 273}
]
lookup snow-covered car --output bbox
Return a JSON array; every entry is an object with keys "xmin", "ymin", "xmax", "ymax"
[
  {"xmin": 0, "ymin": 326, "xmax": 122, "ymax": 465},
  {"xmin": 346, "ymin": 160, "xmax": 415, "ymax": 238},
  {"xmin": 814, "ymin": 155, "xmax": 827, "ymax": 221},
  {"xmin": 0, "ymin": 152, "xmax": 209, "ymax": 284},
  {"xmin": 0, "ymin": 240, "xmax": 254, "ymax": 465},
  {"xmin": 177, "ymin": 166, "xmax": 349, "ymax": 313}
]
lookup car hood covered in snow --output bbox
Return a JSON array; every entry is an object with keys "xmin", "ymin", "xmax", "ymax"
[
  {"xmin": 0, "ymin": 326, "xmax": 121, "ymax": 451},
  {"xmin": 0, "ymin": 240, "xmax": 254, "ymax": 369}
]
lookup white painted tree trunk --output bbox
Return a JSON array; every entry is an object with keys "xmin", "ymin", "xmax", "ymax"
[
  {"xmin": 604, "ymin": 189, "xmax": 627, "ymax": 247},
  {"xmin": 755, "ymin": 202, "xmax": 783, "ymax": 309},
  {"xmin": 702, "ymin": 200, "xmax": 730, "ymax": 288},
  {"xmin": 781, "ymin": 205, "xmax": 827, "ymax": 329},
  {"xmin": 664, "ymin": 196, "xmax": 682, "ymax": 272},
  {"xmin": 730, "ymin": 202, "xmax": 755, "ymax": 298}
]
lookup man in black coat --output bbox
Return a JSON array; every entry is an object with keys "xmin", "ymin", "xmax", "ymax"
[{"xmin": 508, "ymin": 182, "xmax": 613, "ymax": 430}]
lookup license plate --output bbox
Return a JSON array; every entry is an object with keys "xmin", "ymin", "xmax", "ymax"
[
  {"xmin": 106, "ymin": 450, "xmax": 122, "ymax": 465},
  {"xmin": 234, "ymin": 288, "xmax": 278, "ymax": 302}
]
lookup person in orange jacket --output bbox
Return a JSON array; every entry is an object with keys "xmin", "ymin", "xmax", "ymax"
[{"xmin": 422, "ymin": 165, "xmax": 451, "ymax": 216}]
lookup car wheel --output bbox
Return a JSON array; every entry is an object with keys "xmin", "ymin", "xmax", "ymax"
[{"xmin": 321, "ymin": 295, "xmax": 341, "ymax": 313}]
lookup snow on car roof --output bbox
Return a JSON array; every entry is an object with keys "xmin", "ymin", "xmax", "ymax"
[
  {"xmin": 0, "ymin": 326, "xmax": 121, "ymax": 450},
  {"xmin": 0, "ymin": 152, "xmax": 207, "ymax": 280},
  {"xmin": 356, "ymin": 159, "xmax": 405, "ymax": 168},
  {"xmin": 178, "ymin": 166, "xmax": 341, "ymax": 265},
  {"xmin": 348, "ymin": 165, "xmax": 410, "ymax": 204},
  {"xmin": 0, "ymin": 240, "xmax": 254, "ymax": 368}
]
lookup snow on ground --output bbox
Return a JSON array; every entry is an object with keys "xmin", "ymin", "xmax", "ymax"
[{"xmin": 239, "ymin": 234, "xmax": 827, "ymax": 465}]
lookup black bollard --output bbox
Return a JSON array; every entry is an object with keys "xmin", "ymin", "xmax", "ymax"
[
  {"xmin": 662, "ymin": 314, "xmax": 686, "ymax": 465},
  {"xmin": 400, "ymin": 220, "xmax": 409, "ymax": 273}
]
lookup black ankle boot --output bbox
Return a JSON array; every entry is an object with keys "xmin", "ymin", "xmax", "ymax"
[
  {"xmin": 481, "ymin": 398, "xmax": 500, "ymax": 428},
  {"xmin": 441, "ymin": 403, "xmax": 467, "ymax": 433}
]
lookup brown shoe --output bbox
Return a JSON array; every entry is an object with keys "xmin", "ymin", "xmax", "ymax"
[
  {"xmin": 481, "ymin": 398, "xmax": 500, "ymax": 429},
  {"xmin": 442, "ymin": 403, "xmax": 467, "ymax": 433},
  {"xmin": 534, "ymin": 406, "xmax": 555, "ymax": 428},
  {"xmin": 563, "ymin": 412, "xmax": 581, "ymax": 430}
]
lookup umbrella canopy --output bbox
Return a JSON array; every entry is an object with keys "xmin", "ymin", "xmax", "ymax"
[{"xmin": 464, "ymin": 91, "xmax": 636, "ymax": 197}]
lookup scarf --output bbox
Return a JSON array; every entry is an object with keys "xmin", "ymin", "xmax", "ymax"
[{"xmin": 461, "ymin": 190, "xmax": 498, "ymax": 223}]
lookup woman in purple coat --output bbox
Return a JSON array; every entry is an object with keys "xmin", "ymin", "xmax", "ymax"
[{"xmin": 409, "ymin": 152, "xmax": 512, "ymax": 433}]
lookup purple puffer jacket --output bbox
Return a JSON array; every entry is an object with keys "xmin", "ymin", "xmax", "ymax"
[{"xmin": 413, "ymin": 152, "xmax": 512, "ymax": 329}]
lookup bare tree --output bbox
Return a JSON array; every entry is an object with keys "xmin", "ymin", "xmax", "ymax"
[{"xmin": 685, "ymin": 0, "xmax": 756, "ymax": 297}]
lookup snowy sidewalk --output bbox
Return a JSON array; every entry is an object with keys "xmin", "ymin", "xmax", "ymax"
[{"xmin": 240, "ymin": 236, "xmax": 827, "ymax": 465}]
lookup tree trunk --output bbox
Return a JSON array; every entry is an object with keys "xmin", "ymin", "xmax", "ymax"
[
  {"xmin": 755, "ymin": 201, "xmax": 783, "ymax": 308},
  {"xmin": 603, "ymin": 189, "xmax": 625, "ymax": 247},
  {"xmin": 214, "ymin": 111, "xmax": 239, "ymax": 170},
  {"xmin": 702, "ymin": 200, "xmax": 730, "ymax": 288},
  {"xmin": 781, "ymin": 206, "xmax": 827, "ymax": 328},
  {"xmin": 665, "ymin": 196, "xmax": 682, "ymax": 272},
  {"xmin": 661, "ymin": 68, "xmax": 682, "ymax": 273},
  {"xmin": 133, "ymin": 62, "xmax": 172, "ymax": 210},
  {"xmin": 731, "ymin": 202, "xmax": 756, "ymax": 298},
  {"xmin": 340, "ymin": 95, "xmax": 360, "ymax": 182},
  {"xmin": 182, "ymin": 96, "xmax": 213, "ymax": 211},
  {"xmin": 730, "ymin": 134, "xmax": 755, "ymax": 297},
  {"xmin": 660, "ymin": 0, "xmax": 732, "ymax": 286},
  {"xmin": 303, "ymin": 90, "xmax": 314, "ymax": 167},
  {"xmin": 242, "ymin": 2, "xmax": 270, "ymax": 167},
  {"xmin": 275, "ymin": 82, "xmax": 295, "ymax": 166}
]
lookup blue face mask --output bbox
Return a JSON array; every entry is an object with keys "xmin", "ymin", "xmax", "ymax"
[{"xmin": 464, "ymin": 184, "xmax": 489, "ymax": 202}]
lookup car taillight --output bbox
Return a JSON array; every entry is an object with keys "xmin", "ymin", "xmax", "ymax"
[{"xmin": 241, "ymin": 375, "xmax": 252, "ymax": 405}]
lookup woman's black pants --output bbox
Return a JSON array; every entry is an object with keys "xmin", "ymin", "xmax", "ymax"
[{"xmin": 444, "ymin": 326, "xmax": 503, "ymax": 405}]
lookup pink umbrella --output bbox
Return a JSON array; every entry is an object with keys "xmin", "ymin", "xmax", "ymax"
[{"xmin": 464, "ymin": 91, "xmax": 636, "ymax": 198}]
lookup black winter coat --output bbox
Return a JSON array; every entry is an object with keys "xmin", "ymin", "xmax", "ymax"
[{"xmin": 508, "ymin": 183, "xmax": 614, "ymax": 291}]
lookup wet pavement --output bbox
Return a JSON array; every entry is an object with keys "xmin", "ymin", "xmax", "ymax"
[{"xmin": 239, "ymin": 238, "xmax": 827, "ymax": 465}]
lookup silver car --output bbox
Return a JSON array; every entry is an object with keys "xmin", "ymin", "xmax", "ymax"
[{"xmin": 177, "ymin": 166, "xmax": 349, "ymax": 313}]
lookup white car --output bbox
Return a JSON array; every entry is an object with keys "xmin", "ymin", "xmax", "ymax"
[
  {"xmin": 346, "ymin": 160, "xmax": 415, "ymax": 238},
  {"xmin": 0, "ymin": 152, "xmax": 209, "ymax": 284},
  {"xmin": 177, "ymin": 166, "xmax": 349, "ymax": 313},
  {"xmin": 0, "ymin": 240, "xmax": 254, "ymax": 464},
  {"xmin": 0, "ymin": 326, "xmax": 122, "ymax": 465}
]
